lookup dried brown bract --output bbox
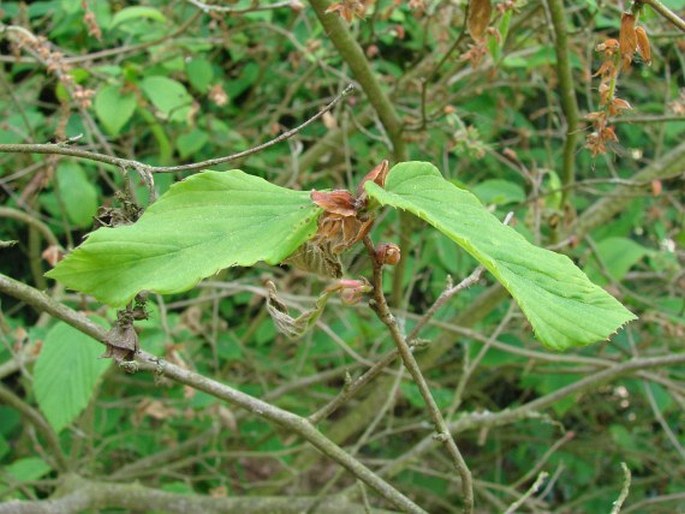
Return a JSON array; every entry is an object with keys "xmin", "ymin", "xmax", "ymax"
[
  {"xmin": 467, "ymin": 0, "xmax": 492, "ymax": 42},
  {"xmin": 619, "ymin": 13, "xmax": 638, "ymax": 70},
  {"xmin": 635, "ymin": 26, "xmax": 651, "ymax": 65}
]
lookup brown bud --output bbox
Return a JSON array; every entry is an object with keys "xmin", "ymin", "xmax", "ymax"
[
  {"xmin": 651, "ymin": 180, "xmax": 662, "ymax": 196},
  {"xmin": 376, "ymin": 242, "xmax": 401, "ymax": 266},
  {"xmin": 635, "ymin": 26, "xmax": 651, "ymax": 65},
  {"xmin": 467, "ymin": 0, "xmax": 492, "ymax": 42}
]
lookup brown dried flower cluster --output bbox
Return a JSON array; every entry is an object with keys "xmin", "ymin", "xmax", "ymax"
[
  {"xmin": 285, "ymin": 161, "xmax": 390, "ymax": 278},
  {"xmin": 325, "ymin": 0, "xmax": 372, "ymax": 22},
  {"xmin": 9, "ymin": 27, "xmax": 95, "ymax": 109},
  {"xmin": 82, "ymin": 0, "xmax": 102, "ymax": 41},
  {"xmin": 585, "ymin": 12, "xmax": 652, "ymax": 156}
]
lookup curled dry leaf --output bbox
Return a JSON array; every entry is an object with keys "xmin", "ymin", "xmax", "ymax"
[
  {"xmin": 356, "ymin": 159, "xmax": 389, "ymax": 198},
  {"xmin": 311, "ymin": 189, "xmax": 357, "ymax": 216},
  {"xmin": 102, "ymin": 322, "xmax": 138, "ymax": 361},
  {"xmin": 468, "ymin": 0, "xmax": 492, "ymax": 42}
]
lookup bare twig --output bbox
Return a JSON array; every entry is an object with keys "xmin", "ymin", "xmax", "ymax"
[
  {"xmin": 611, "ymin": 463, "xmax": 632, "ymax": 514},
  {"xmin": 504, "ymin": 471, "xmax": 548, "ymax": 514},
  {"xmin": 0, "ymin": 85, "xmax": 356, "ymax": 175},
  {"xmin": 0, "ymin": 383, "xmax": 69, "ymax": 473},
  {"xmin": 187, "ymin": 0, "xmax": 298, "ymax": 14},
  {"xmin": 363, "ymin": 236, "xmax": 474, "ymax": 514}
]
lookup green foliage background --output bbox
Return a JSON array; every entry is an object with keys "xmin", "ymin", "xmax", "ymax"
[{"xmin": 1, "ymin": 0, "xmax": 684, "ymax": 512}]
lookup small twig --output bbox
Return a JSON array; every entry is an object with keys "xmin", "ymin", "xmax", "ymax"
[
  {"xmin": 0, "ymin": 383, "xmax": 69, "ymax": 473},
  {"xmin": 512, "ymin": 431, "xmax": 575, "ymax": 488},
  {"xmin": 611, "ymin": 463, "xmax": 632, "ymax": 513},
  {"xmin": 407, "ymin": 267, "xmax": 484, "ymax": 343},
  {"xmin": 407, "ymin": 212, "xmax": 513, "ymax": 343},
  {"xmin": 363, "ymin": 236, "xmax": 474, "ymax": 514},
  {"xmin": 187, "ymin": 0, "xmax": 298, "ymax": 13},
  {"xmin": 0, "ymin": 84, "xmax": 356, "ymax": 175},
  {"xmin": 504, "ymin": 471, "xmax": 548, "ymax": 514}
]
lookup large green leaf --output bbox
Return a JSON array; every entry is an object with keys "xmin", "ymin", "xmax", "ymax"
[
  {"xmin": 34, "ymin": 321, "xmax": 110, "ymax": 433},
  {"xmin": 365, "ymin": 162, "xmax": 636, "ymax": 350},
  {"xmin": 46, "ymin": 170, "xmax": 321, "ymax": 306}
]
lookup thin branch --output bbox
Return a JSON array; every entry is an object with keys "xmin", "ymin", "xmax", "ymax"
[
  {"xmin": 0, "ymin": 383, "xmax": 69, "ymax": 473},
  {"xmin": 0, "ymin": 207, "xmax": 61, "ymax": 248},
  {"xmin": 0, "ymin": 84, "xmax": 356, "ymax": 175},
  {"xmin": 187, "ymin": 0, "xmax": 298, "ymax": 13},
  {"xmin": 640, "ymin": 0, "xmax": 685, "ymax": 32},
  {"xmin": 610, "ymin": 463, "xmax": 632, "ymax": 514},
  {"xmin": 504, "ymin": 472, "xmax": 548, "ymax": 514},
  {"xmin": 0, "ymin": 272, "xmax": 426, "ymax": 514},
  {"xmin": 363, "ymin": 236, "xmax": 474, "ymax": 514}
]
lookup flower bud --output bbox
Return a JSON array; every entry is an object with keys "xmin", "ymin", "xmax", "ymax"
[{"xmin": 376, "ymin": 243, "xmax": 401, "ymax": 266}]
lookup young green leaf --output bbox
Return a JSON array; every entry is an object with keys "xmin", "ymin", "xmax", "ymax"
[
  {"xmin": 34, "ymin": 321, "xmax": 110, "ymax": 433},
  {"xmin": 365, "ymin": 162, "xmax": 636, "ymax": 350},
  {"xmin": 46, "ymin": 170, "xmax": 321, "ymax": 306}
]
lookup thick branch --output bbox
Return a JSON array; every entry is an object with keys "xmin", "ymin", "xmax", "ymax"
[
  {"xmin": 571, "ymin": 140, "xmax": 685, "ymax": 241},
  {"xmin": 0, "ymin": 273, "xmax": 425, "ymax": 514},
  {"xmin": 0, "ymin": 474, "xmax": 398, "ymax": 514},
  {"xmin": 545, "ymin": 0, "xmax": 580, "ymax": 207},
  {"xmin": 640, "ymin": 0, "xmax": 685, "ymax": 31},
  {"xmin": 308, "ymin": 0, "xmax": 406, "ymax": 161}
]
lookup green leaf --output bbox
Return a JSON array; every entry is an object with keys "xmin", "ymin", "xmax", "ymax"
[
  {"xmin": 1, "ymin": 457, "xmax": 51, "ymax": 486},
  {"xmin": 110, "ymin": 6, "xmax": 166, "ymax": 29},
  {"xmin": 471, "ymin": 179, "xmax": 525, "ymax": 206},
  {"xmin": 94, "ymin": 84, "xmax": 137, "ymax": 136},
  {"xmin": 176, "ymin": 129, "xmax": 209, "ymax": 159},
  {"xmin": 584, "ymin": 237, "xmax": 651, "ymax": 285},
  {"xmin": 365, "ymin": 162, "xmax": 636, "ymax": 350},
  {"xmin": 186, "ymin": 58, "xmax": 214, "ymax": 93},
  {"xmin": 56, "ymin": 162, "xmax": 99, "ymax": 228},
  {"xmin": 140, "ymin": 76, "xmax": 193, "ymax": 123},
  {"xmin": 34, "ymin": 321, "xmax": 110, "ymax": 433},
  {"xmin": 46, "ymin": 170, "xmax": 322, "ymax": 306}
]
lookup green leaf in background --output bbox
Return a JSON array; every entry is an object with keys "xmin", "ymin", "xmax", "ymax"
[
  {"xmin": 471, "ymin": 179, "xmax": 525, "ymax": 206},
  {"xmin": 140, "ymin": 76, "xmax": 193, "ymax": 123},
  {"xmin": 94, "ymin": 84, "xmax": 137, "ymax": 136},
  {"xmin": 34, "ymin": 322, "xmax": 110, "ymax": 433},
  {"xmin": 46, "ymin": 170, "xmax": 322, "ymax": 306},
  {"xmin": 0, "ymin": 457, "xmax": 51, "ymax": 496},
  {"xmin": 109, "ymin": 6, "xmax": 167, "ymax": 29},
  {"xmin": 584, "ymin": 236, "xmax": 652, "ymax": 285},
  {"xmin": 56, "ymin": 162, "xmax": 99, "ymax": 228},
  {"xmin": 177, "ymin": 129, "xmax": 209, "ymax": 159},
  {"xmin": 186, "ymin": 58, "xmax": 214, "ymax": 93},
  {"xmin": 365, "ymin": 162, "xmax": 636, "ymax": 350}
]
